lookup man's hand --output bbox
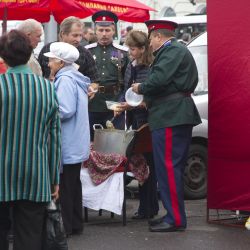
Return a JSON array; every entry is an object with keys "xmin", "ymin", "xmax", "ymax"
[{"xmin": 131, "ymin": 83, "xmax": 141, "ymax": 94}]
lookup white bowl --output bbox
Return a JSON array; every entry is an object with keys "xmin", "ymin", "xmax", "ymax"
[{"xmin": 125, "ymin": 87, "xmax": 143, "ymax": 107}]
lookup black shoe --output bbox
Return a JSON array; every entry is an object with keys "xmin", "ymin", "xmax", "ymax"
[
  {"xmin": 132, "ymin": 212, "xmax": 146, "ymax": 220},
  {"xmin": 66, "ymin": 232, "xmax": 72, "ymax": 238},
  {"xmin": 132, "ymin": 212, "xmax": 155, "ymax": 220},
  {"xmin": 149, "ymin": 221, "xmax": 186, "ymax": 232},
  {"xmin": 72, "ymin": 228, "xmax": 83, "ymax": 235},
  {"xmin": 148, "ymin": 216, "xmax": 164, "ymax": 226}
]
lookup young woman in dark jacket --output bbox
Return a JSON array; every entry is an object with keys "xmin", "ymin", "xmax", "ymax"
[{"xmin": 116, "ymin": 30, "xmax": 159, "ymax": 219}]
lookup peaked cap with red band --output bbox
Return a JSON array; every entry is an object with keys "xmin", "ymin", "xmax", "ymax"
[
  {"xmin": 92, "ymin": 10, "xmax": 118, "ymax": 26},
  {"xmin": 145, "ymin": 20, "xmax": 178, "ymax": 36}
]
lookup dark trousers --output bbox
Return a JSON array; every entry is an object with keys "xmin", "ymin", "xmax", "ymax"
[
  {"xmin": 152, "ymin": 125, "xmax": 192, "ymax": 227},
  {"xmin": 0, "ymin": 200, "xmax": 46, "ymax": 250},
  {"xmin": 89, "ymin": 111, "xmax": 125, "ymax": 141},
  {"xmin": 138, "ymin": 153, "xmax": 159, "ymax": 217},
  {"xmin": 60, "ymin": 163, "xmax": 83, "ymax": 234}
]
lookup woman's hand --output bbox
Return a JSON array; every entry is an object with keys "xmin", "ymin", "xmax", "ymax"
[
  {"xmin": 113, "ymin": 102, "xmax": 131, "ymax": 116},
  {"xmin": 51, "ymin": 184, "xmax": 59, "ymax": 200},
  {"xmin": 88, "ymin": 83, "xmax": 99, "ymax": 100}
]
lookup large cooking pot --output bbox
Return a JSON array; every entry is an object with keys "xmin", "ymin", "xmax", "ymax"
[{"xmin": 93, "ymin": 124, "xmax": 135, "ymax": 155}]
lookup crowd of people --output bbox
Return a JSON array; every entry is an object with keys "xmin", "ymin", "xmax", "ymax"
[{"xmin": 0, "ymin": 9, "xmax": 200, "ymax": 250}]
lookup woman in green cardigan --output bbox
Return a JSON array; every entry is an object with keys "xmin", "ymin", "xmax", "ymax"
[{"xmin": 0, "ymin": 30, "xmax": 61, "ymax": 250}]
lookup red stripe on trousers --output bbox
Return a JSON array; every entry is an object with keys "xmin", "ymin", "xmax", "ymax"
[{"xmin": 165, "ymin": 128, "xmax": 181, "ymax": 226}]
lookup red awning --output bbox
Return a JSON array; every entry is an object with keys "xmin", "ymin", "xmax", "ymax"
[
  {"xmin": 52, "ymin": 0, "xmax": 155, "ymax": 23},
  {"xmin": 0, "ymin": 0, "xmax": 51, "ymax": 22},
  {"xmin": 0, "ymin": 0, "xmax": 155, "ymax": 24}
]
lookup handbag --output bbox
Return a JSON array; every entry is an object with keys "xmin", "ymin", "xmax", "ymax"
[{"xmin": 42, "ymin": 200, "xmax": 68, "ymax": 250}]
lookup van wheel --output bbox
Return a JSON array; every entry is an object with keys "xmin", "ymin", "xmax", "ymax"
[{"xmin": 184, "ymin": 144, "xmax": 207, "ymax": 199}]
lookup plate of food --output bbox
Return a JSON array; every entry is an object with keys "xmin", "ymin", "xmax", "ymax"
[{"xmin": 105, "ymin": 101, "xmax": 120, "ymax": 110}]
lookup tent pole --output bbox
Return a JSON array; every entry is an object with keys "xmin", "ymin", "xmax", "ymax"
[{"xmin": 2, "ymin": 6, "xmax": 7, "ymax": 34}]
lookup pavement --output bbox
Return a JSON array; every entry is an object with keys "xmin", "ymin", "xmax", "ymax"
[
  {"xmin": 8, "ymin": 181, "xmax": 250, "ymax": 250},
  {"xmin": 67, "ymin": 197, "xmax": 250, "ymax": 250}
]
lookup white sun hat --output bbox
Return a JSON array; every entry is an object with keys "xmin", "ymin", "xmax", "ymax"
[{"xmin": 44, "ymin": 42, "xmax": 79, "ymax": 64}]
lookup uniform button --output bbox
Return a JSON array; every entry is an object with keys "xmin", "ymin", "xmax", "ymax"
[
  {"xmin": 103, "ymin": 58, "xmax": 106, "ymax": 61},
  {"xmin": 102, "ymin": 72, "xmax": 105, "ymax": 75},
  {"xmin": 103, "ymin": 66, "xmax": 105, "ymax": 68},
  {"xmin": 103, "ymin": 51, "xmax": 106, "ymax": 54}
]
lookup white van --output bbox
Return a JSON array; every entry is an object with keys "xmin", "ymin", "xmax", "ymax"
[
  {"xmin": 160, "ymin": 15, "xmax": 207, "ymax": 42},
  {"xmin": 185, "ymin": 32, "xmax": 208, "ymax": 199}
]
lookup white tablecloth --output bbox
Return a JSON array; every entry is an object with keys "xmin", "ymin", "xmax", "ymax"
[{"xmin": 80, "ymin": 168, "xmax": 124, "ymax": 215}]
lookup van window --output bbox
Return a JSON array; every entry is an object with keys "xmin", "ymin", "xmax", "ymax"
[
  {"xmin": 161, "ymin": 15, "xmax": 207, "ymax": 41},
  {"xmin": 189, "ymin": 45, "xmax": 208, "ymax": 95},
  {"xmin": 176, "ymin": 22, "xmax": 206, "ymax": 40}
]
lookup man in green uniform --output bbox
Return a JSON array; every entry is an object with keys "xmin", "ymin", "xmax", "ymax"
[
  {"xmin": 85, "ymin": 10, "xmax": 129, "ymax": 139},
  {"xmin": 132, "ymin": 20, "xmax": 201, "ymax": 232}
]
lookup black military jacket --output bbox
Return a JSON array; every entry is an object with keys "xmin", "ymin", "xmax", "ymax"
[{"xmin": 85, "ymin": 42, "xmax": 129, "ymax": 112}]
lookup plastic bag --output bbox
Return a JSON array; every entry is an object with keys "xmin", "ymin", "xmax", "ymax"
[{"xmin": 42, "ymin": 200, "xmax": 68, "ymax": 250}]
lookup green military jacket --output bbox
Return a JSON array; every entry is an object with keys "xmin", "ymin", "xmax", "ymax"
[
  {"xmin": 138, "ymin": 38, "xmax": 201, "ymax": 131},
  {"xmin": 85, "ymin": 42, "xmax": 129, "ymax": 112}
]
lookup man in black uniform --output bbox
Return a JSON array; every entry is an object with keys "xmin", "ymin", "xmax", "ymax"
[
  {"xmin": 85, "ymin": 10, "xmax": 129, "ymax": 140},
  {"xmin": 38, "ymin": 16, "xmax": 98, "ymax": 83}
]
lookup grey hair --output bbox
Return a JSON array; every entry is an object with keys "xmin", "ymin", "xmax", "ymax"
[
  {"xmin": 151, "ymin": 29, "xmax": 176, "ymax": 38},
  {"xmin": 17, "ymin": 19, "xmax": 43, "ymax": 34},
  {"xmin": 59, "ymin": 16, "xmax": 83, "ymax": 37}
]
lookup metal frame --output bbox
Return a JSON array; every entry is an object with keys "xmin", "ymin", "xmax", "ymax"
[{"xmin": 207, "ymin": 207, "xmax": 248, "ymax": 228}]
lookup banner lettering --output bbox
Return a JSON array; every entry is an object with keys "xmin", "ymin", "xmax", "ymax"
[{"xmin": 79, "ymin": 2, "xmax": 129, "ymax": 14}]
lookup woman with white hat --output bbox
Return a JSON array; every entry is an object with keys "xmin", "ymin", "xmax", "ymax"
[{"xmin": 44, "ymin": 42, "xmax": 90, "ymax": 236}]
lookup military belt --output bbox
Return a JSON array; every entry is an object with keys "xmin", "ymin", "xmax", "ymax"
[
  {"xmin": 98, "ymin": 84, "xmax": 120, "ymax": 94},
  {"xmin": 150, "ymin": 92, "xmax": 191, "ymax": 107}
]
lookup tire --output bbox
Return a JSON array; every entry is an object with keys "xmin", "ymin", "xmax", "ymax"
[{"xmin": 184, "ymin": 143, "xmax": 207, "ymax": 199}]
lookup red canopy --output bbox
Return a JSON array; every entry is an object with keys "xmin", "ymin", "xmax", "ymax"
[
  {"xmin": 0, "ymin": 0, "xmax": 155, "ymax": 24},
  {"xmin": 0, "ymin": 0, "xmax": 51, "ymax": 22},
  {"xmin": 52, "ymin": 0, "xmax": 155, "ymax": 23}
]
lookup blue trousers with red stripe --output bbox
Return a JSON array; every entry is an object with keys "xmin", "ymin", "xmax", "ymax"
[{"xmin": 152, "ymin": 125, "xmax": 193, "ymax": 227}]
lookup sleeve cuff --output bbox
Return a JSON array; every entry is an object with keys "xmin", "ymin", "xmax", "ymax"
[{"xmin": 138, "ymin": 83, "xmax": 144, "ymax": 94}]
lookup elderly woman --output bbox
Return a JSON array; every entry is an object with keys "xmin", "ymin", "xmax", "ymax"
[
  {"xmin": 44, "ymin": 42, "xmax": 90, "ymax": 236},
  {"xmin": 0, "ymin": 30, "xmax": 61, "ymax": 250}
]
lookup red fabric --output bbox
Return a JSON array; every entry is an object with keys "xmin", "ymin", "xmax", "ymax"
[
  {"xmin": 52, "ymin": 0, "xmax": 154, "ymax": 23},
  {"xmin": 0, "ymin": 62, "xmax": 7, "ymax": 74},
  {"xmin": 207, "ymin": 1, "xmax": 250, "ymax": 211},
  {"xmin": 50, "ymin": 0, "xmax": 92, "ymax": 23},
  {"xmin": 0, "ymin": 0, "xmax": 154, "ymax": 24},
  {"xmin": 86, "ymin": 0, "xmax": 155, "ymax": 10},
  {"xmin": 84, "ymin": 150, "xmax": 127, "ymax": 185},
  {"xmin": 84, "ymin": 148, "xmax": 149, "ymax": 185},
  {"xmin": 146, "ymin": 20, "xmax": 177, "ymax": 32},
  {"xmin": 95, "ymin": 16, "xmax": 114, "ymax": 22},
  {"xmin": 148, "ymin": 23, "xmax": 175, "ymax": 32},
  {"xmin": 0, "ymin": 1, "xmax": 51, "ymax": 22},
  {"xmin": 165, "ymin": 128, "xmax": 181, "ymax": 226}
]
